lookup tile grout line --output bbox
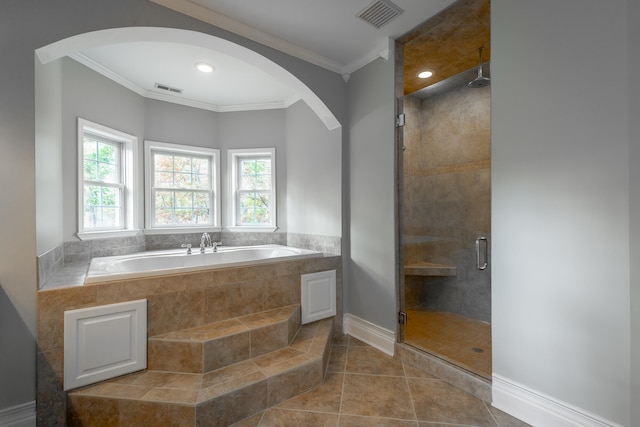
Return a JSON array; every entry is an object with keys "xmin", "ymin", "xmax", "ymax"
[
  {"xmin": 336, "ymin": 336, "xmax": 350, "ymax": 424},
  {"xmin": 401, "ymin": 360, "xmax": 421, "ymax": 426}
]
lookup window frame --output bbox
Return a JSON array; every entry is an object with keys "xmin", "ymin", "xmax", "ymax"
[
  {"xmin": 144, "ymin": 140, "xmax": 221, "ymax": 233},
  {"xmin": 77, "ymin": 118, "xmax": 139, "ymax": 240},
  {"xmin": 227, "ymin": 148, "xmax": 277, "ymax": 232}
]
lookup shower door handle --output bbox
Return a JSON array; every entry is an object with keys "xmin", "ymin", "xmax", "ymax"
[{"xmin": 476, "ymin": 237, "xmax": 488, "ymax": 270}]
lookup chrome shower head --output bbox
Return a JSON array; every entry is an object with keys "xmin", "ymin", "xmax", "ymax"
[{"xmin": 468, "ymin": 47, "xmax": 490, "ymax": 88}]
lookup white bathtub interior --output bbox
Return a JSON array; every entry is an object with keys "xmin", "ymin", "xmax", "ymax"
[{"xmin": 85, "ymin": 244, "xmax": 323, "ymax": 284}]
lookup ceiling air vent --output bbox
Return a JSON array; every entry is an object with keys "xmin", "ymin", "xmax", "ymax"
[
  {"xmin": 154, "ymin": 83, "xmax": 183, "ymax": 94},
  {"xmin": 357, "ymin": 0, "xmax": 404, "ymax": 29}
]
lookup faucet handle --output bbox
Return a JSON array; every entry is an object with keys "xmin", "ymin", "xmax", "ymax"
[
  {"xmin": 181, "ymin": 243, "xmax": 192, "ymax": 254},
  {"xmin": 212, "ymin": 241, "xmax": 222, "ymax": 252}
]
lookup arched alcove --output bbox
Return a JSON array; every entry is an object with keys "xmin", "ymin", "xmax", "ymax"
[{"xmin": 35, "ymin": 27, "xmax": 340, "ymax": 131}]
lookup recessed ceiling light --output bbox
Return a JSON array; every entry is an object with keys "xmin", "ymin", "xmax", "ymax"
[
  {"xmin": 418, "ymin": 70, "xmax": 434, "ymax": 79},
  {"xmin": 195, "ymin": 62, "xmax": 215, "ymax": 73}
]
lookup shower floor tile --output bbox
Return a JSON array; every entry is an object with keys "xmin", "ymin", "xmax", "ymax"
[{"xmin": 405, "ymin": 309, "xmax": 491, "ymax": 379}]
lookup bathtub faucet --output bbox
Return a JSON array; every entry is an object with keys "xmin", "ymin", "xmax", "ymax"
[
  {"xmin": 200, "ymin": 232, "xmax": 212, "ymax": 253},
  {"xmin": 212, "ymin": 241, "xmax": 222, "ymax": 253}
]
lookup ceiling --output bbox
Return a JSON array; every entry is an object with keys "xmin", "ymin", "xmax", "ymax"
[{"xmin": 70, "ymin": 0, "xmax": 489, "ymax": 112}]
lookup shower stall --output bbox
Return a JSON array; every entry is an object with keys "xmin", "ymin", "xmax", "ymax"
[{"xmin": 398, "ymin": 63, "xmax": 492, "ymax": 380}]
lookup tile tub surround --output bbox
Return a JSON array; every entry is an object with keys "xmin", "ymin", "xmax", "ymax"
[
  {"xmin": 37, "ymin": 232, "xmax": 340, "ymax": 289},
  {"xmin": 36, "ymin": 254, "xmax": 342, "ymax": 426}
]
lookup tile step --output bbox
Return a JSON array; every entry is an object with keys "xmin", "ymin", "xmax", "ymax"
[
  {"xmin": 67, "ymin": 317, "xmax": 334, "ymax": 427},
  {"xmin": 148, "ymin": 304, "xmax": 301, "ymax": 374}
]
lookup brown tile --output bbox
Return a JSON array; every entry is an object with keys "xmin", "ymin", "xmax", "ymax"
[
  {"xmin": 347, "ymin": 337, "xmax": 368, "ymax": 347},
  {"xmin": 327, "ymin": 346, "xmax": 347, "ymax": 373},
  {"xmin": 147, "ymin": 289, "xmax": 206, "ymax": 336},
  {"xmin": 148, "ymin": 339, "xmax": 203, "ymax": 373},
  {"xmin": 277, "ymin": 372, "xmax": 343, "ymax": 413},
  {"xmin": 251, "ymin": 323, "xmax": 289, "ymax": 357},
  {"xmin": 118, "ymin": 400, "xmax": 196, "ymax": 426},
  {"xmin": 113, "ymin": 371, "xmax": 202, "ymax": 390},
  {"xmin": 339, "ymin": 415, "xmax": 418, "ymax": 427},
  {"xmin": 345, "ymin": 346, "xmax": 405, "ymax": 377},
  {"xmin": 202, "ymin": 371, "xmax": 267, "ymax": 401},
  {"xmin": 70, "ymin": 382, "xmax": 150, "ymax": 399},
  {"xmin": 141, "ymin": 387, "xmax": 200, "ymax": 404},
  {"xmin": 204, "ymin": 332, "xmax": 251, "ymax": 372},
  {"xmin": 341, "ymin": 374, "xmax": 415, "ymax": 420},
  {"xmin": 252, "ymin": 348, "xmax": 305, "ymax": 371},
  {"xmin": 402, "ymin": 363, "xmax": 437, "ymax": 380},
  {"xmin": 202, "ymin": 360, "xmax": 261, "ymax": 389},
  {"xmin": 259, "ymin": 408, "xmax": 339, "ymax": 426},
  {"xmin": 332, "ymin": 334, "xmax": 349, "ymax": 346},
  {"xmin": 197, "ymin": 380, "xmax": 268, "ymax": 427},
  {"xmin": 230, "ymin": 412, "xmax": 264, "ymax": 427},
  {"xmin": 267, "ymin": 359, "xmax": 323, "ymax": 406},
  {"xmin": 407, "ymin": 378, "xmax": 495, "ymax": 426},
  {"xmin": 67, "ymin": 395, "xmax": 118, "ymax": 427}
]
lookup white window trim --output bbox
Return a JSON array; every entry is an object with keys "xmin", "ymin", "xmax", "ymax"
[
  {"xmin": 226, "ymin": 148, "xmax": 277, "ymax": 232},
  {"xmin": 144, "ymin": 140, "xmax": 221, "ymax": 232},
  {"xmin": 77, "ymin": 118, "xmax": 139, "ymax": 240}
]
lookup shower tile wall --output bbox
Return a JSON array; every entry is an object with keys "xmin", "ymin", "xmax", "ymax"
[{"xmin": 403, "ymin": 83, "xmax": 491, "ymax": 323}]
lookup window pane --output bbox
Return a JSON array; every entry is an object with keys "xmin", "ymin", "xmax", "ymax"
[
  {"xmin": 173, "ymin": 156, "xmax": 192, "ymax": 173},
  {"xmin": 154, "ymin": 154, "xmax": 174, "ymax": 172},
  {"xmin": 155, "ymin": 171, "xmax": 174, "ymax": 188},
  {"xmin": 83, "ymin": 184, "xmax": 122, "ymax": 229},
  {"xmin": 83, "ymin": 159, "xmax": 97, "ymax": 181},
  {"xmin": 239, "ymin": 192, "xmax": 270, "ymax": 225},
  {"xmin": 192, "ymin": 158, "xmax": 209, "ymax": 174},
  {"xmin": 155, "ymin": 208, "xmax": 174, "ymax": 225},
  {"xmin": 98, "ymin": 163, "xmax": 118, "ymax": 183},
  {"xmin": 174, "ymin": 172, "xmax": 192, "ymax": 188},
  {"xmin": 155, "ymin": 191, "xmax": 175, "ymax": 208},
  {"xmin": 175, "ymin": 191, "xmax": 193, "ymax": 208}
]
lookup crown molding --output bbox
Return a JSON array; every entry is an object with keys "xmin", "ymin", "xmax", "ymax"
[
  {"xmin": 69, "ymin": 52, "xmax": 294, "ymax": 113},
  {"xmin": 150, "ymin": 0, "xmax": 347, "ymax": 74}
]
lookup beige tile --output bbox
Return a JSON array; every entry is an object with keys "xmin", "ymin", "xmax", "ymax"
[
  {"xmin": 258, "ymin": 408, "xmax": 339, "ymax": 426},
  {"xmin": 197, "ymin": 380, "xmax": 268, "ymax": 427},
  {"xmin": 147, "ymin": 339, "xmax": 203, "ymax": 373},
  {"xmin": 340, "ymin": 374, "xmax": 415, "ymax": 420},
  {"xmin": 332, "ymin": 334, "xmax": 349, "ymax": 347},
  {"xmin": 147, "ymin": 289, "xmax": 206, "ymax": 336},
  {"xmin": 407, "ymin": 378, "xmax": 495, "ymax": 426},
  {"xmin": 267, "ymin": 359, "xmax": 323, "ymax": 406},
  {"xmin": 230, "ymin": 412, "xmax": 264, "ymax": 427},
  {"xmin": 118, "ymin": 400, "xmax": 196, "ymax": 426},
  {"xmin": 251, "ymin": 323, "xmax": 289, "ymax": 357},
  {"xmin": 204, "ymin": 332, "xmax": 252, "ymax": 372},
  {"xmin": 345, "ymin": 346, "xmax": 405, "ymax": 377},
  {"xmin": 339, "ymin": 415, "xmax": 418, "ymax": 427},
  {"xmin": 202, "ymin": 360, "xmax": 262, "ymax": 389},
  {"xmin": 252, "ymin": 348, "xmax": 305, "ymax": 371},
  {"xmin": 327, "ymin": 346, "xmax": 347, "ymax": 373},
  {"xmin": 141, "ymin": 387, "xmax": 200, "ymax": 404},
  {"xmin": 66, "ymin": 395, "xmax": 118, "ymax": 427},
  {"xmin": 277, "ymin": 372, "xmax": 343, "ymax": 413}
]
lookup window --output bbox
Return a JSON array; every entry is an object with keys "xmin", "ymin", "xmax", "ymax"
[
  {"xmin": 228, "ymin": 148, "xmax": 276, "ymax": 231},
  {"xmin": 78, "ymin": 118, "xmax": 138, "ymax": 238},
  {"xmin": 145, "ymin": 141, "xmax": 220, "ymax": 230}
]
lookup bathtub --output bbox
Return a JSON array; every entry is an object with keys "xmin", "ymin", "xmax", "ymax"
[{"xmin": 85, "ymin": 244, "xmax": 323, "ymax": 284}]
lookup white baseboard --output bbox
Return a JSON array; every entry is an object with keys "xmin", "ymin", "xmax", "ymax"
[
  {"xmin": 492, "ymin": 374, "xmax": 623, "ymax": 427},
  {"xmin": 343, "ymin": 313, "xmax": 395, "ymax": 356},
  {"xmin": 0, "ymin": 401, "xmax": 36, "ymax": 427}
]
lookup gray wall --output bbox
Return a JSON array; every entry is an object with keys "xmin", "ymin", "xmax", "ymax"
[
  {"xmin": 60, "ymin": 58, "xmax": 146, "ymax": 242},
  {"xmin": 35, "ymin": 60, "xmax": 63, "ymax": 255},
  {"xmin": 286, "ymin": 100, "xmax": 342, "ymax": 237},
  {"xmin": 492, "ymin": 1, "xmax": 631, "ymax": 424},
  {"xmin": 347, "ymin": 55, "xmax": 397, "ymax": 332},
  {"xmin": 2, "ymin": 0, "xmax": 346, "ymax": 413},
  {"xmin": 629, "ymin": 0, "xmax": 640, "ymax": 423},
  {"xmin": 218, "ymin": 109, "xmax": 288, "ymax": 230}
]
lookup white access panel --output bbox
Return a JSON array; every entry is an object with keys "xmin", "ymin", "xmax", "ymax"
[
  {"xmin": 301, "ymin": 270, "xmax": 336, "ymax": 324},
  {"xmin": 64, "ymin": 299, "xmax": 147, "ymax": 391}
]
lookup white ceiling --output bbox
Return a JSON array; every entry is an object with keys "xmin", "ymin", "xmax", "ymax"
[{"xmin": 71, "ymin": 0, "xmax": 457, "ymax": 112}]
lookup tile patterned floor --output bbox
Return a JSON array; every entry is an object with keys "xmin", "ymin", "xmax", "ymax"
[
  {"xmin": 405, "ymin": 309, "xmax": 492, "ymax": 379},
  {"xmin": 230, "ymin": 335, "xmax": 529, "ymax": 427}
]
